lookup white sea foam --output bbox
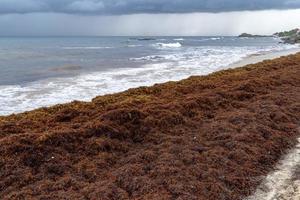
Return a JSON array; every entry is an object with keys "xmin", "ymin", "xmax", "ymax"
[
  {"xmin": 174, "ymin": 38, "xmax": 185, "ymax": 41},
  {"xmin": 129, "ymin": 55, "xmax": 166, "ymax": 61},
  {"xmin": 62, "ymin": 46, "xmax": 113, "ymax": 50},
  {"xmin": 153, "ymin": 42, "xmax": 182, "ymax": 49},
  {"xmin": 196, "ymin": 37, "xmax": 222, "ymax": 42},
  {"xmin": 210, "ymin": 37, "xmax": 222, "ymax": 40},
  {"xmin": 0, "ymin": 45, "xmax": 298, "ymax": 116},
  {"xmin": 127, "ymin": 44, "xmax": 143, "ymax": 48}
]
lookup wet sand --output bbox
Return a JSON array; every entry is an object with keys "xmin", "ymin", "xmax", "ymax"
[
  {"xmin": 0, "ymin": 53, "xmax": 300, "ymax": 199},
  {"xmin": 229, "ymin": 48, "xmax": 300, "ymax": 69}
]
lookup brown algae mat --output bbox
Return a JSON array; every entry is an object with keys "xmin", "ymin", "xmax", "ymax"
[{"xmin": 0, "ymin": 53, "xmax": 300, "ymax": 200}]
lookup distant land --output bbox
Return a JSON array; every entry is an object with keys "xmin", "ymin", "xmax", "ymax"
[
  {"xmin": 274, "ymin": 28, "xmax": 300, "ymax": 44},
  {"xmin": 239, "ymin": 28, "xmax": 300, "ymax": 44},
  {"xmin": 238, "ymin": 33, "xmax": 272, "ymax": 38}
]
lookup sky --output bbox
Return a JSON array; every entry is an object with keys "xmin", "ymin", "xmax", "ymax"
[{"xmin": 0, "ymin": 0, "xmax": 299, "ymax": 36}]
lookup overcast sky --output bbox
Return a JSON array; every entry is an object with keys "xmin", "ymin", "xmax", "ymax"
[{"xmin": 0, "ymin": 0, "xmax": 299, "ymax": 36}]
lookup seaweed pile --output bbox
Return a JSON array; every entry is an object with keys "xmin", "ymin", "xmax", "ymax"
[{"xmin": 1, "ymin": 53, "xmax": 300, "ymax": 199}]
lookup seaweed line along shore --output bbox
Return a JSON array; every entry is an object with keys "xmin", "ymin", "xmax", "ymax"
[{"xmin": 0, "ymin": 53, "xmax": 300, "ymax": 199}]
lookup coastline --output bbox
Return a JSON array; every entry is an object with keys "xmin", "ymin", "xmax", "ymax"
[
  {"xmin": 228, "ymin": 47, "xmax": 300, "ymax": 69},
  {"xmin": 1, "ymin": 47, "xmax": 299, "ymax": 117},
  {"xmin": 1, "ymin": 53, "xmax": 299, "ymax": 199}
]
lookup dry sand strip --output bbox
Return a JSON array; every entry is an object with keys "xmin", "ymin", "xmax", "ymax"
[
  {"xmin": 229, "ymin": 48, "xmax": 300, "ymax": 69},
  {"xmin": 0, "ymin": 53, "xmax": 300, "ymax": 199},
  {"xmin": 246, "ymin": 137, "xmax": 300, "ymax": 200}
]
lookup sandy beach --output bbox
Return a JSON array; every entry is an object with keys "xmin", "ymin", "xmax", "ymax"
[
  {"xmin": 1, "ymin": 0, "xmax": 300, "ymax": 199},
  {"xmin": 246, "ymin": 137, "xmax": 300, "ymax": 200},
  {"xmin": 229, "ymin": 47, "xmax": 300, "ymax": 68},
  {"xmin": 0, "ymin": 52, "xmax": 299, "ymax": 199}
]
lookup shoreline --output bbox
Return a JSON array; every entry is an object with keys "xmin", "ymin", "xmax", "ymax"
[
  {"xmin": 1, "ymin": 53, "xmax": 299, "ymax": 199},
  {"xmin": 246, "ymin": 137, "xmax": 300, "ymax": 200},
  {"xmin": 228, "ymin": 47, "xmax": 300, "ymax": 69},
  {"xmin": 1, "ymin": 47, "xmax": 299, "ymax": 117}
]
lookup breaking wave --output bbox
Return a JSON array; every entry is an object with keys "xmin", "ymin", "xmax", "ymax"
[
  {"xmin": 62, "ymin": 46, "xmax": 114, "ymax": 50},
  {"xmin": 153, "ymin": 42, "xmax": 182, "ymax": 49},
  {"xmin": 174, "ymin": 38, "xmax": 185, "ymax": 41},
  {"xmin": 0, "ymin": 40, "xmax": 298, "ymax": 116}
]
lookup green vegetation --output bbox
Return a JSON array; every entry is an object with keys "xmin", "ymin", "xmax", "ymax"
[
  {"xmin": 274, "ymin": 28, "xmax": 300, "ymax": 44},
  {"xmin": 238, "ymin": 33, "xmax": 271, "ymax": 38},
  {"xmin": 274, "ymin": 28, "xmax": 300, "ymax": 37},
  {"xmin": 239, "ymin": 28, "xmax": 300, "ymax": 44}
]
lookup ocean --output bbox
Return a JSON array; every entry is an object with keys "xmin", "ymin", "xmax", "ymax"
[{"xmin": 0, "ymin": 36, "xmax": 298, "ymax": 116}]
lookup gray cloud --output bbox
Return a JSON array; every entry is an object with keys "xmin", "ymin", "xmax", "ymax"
[
  {"xmin": 0, "ymin": 0, "xmax": 46, "ymax": 13},
  {"xmin": 1, "ymin": 9, "xmax": 299, "ymax": 36},
  {"xmin": 67, "ymin": 1, "xmax": 105, "ymax": 12},
  {"xmin": 0, "ymin": 0, "xmax": 300, "ymax": 15}
]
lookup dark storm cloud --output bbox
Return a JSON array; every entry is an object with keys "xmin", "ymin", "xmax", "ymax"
[{"xmin": 0, "ymin": 0, "xmax": 300, "ymax": 15}]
